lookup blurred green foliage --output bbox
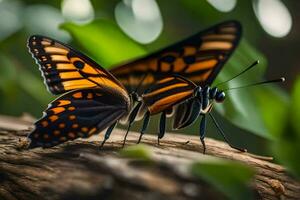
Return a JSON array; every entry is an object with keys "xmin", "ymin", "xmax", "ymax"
[
  {"xmin": 120, "ymin": 144, "xmax": 152, "ymax": 162},
  {"xmin": 191, "ymin": 159, "xmax": 255, "ymax": 200},
  {"xmin": 61, "ymin": 20, "xmax": 147, "ymax": 67},
  {"xmin": 272, "ymin": 76, "xmax": 300, "ymax": 178}
]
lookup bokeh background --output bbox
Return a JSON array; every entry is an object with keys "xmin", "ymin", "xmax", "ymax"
[{"xmin": 0, "ymin": 0, "xmax": 299, "ymax": 177}]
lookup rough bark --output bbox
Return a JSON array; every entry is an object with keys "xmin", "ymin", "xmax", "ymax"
[{"xmin": 0, "ymin": 115, "xmax": 299, "ymax": 200}]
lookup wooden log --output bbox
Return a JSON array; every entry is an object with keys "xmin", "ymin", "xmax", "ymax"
[{"xmin": 0, "ymin": 116, "xmax": 299, "ymax": 200}]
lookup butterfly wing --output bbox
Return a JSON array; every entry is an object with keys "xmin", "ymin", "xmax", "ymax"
[
  {"xmin": 28, "ymin": 88, "xmax": 129, "ymax": 148},
  {"xmin": 111, "ymin": 20, "xmax": 241, "ymax": 93},
  {"xmin": 27, "ymin": 35, "xmax": 127, "ymax": 97},
  {"xmin": 142, "ymin": 75, "xmax": 196, "ymax": 115}
]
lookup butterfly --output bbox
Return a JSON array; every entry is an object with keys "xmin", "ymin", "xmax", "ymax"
[
  {"xmin": 27, "ymin": 35, "xmax": 133, "ymax": 148},
  {"xmin": 110, "ymin": 20, "xmax": 246, "ymax": 152}
]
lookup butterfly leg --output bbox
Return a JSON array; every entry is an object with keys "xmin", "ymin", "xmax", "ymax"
[
  {"xmin": 209, "ymin": 113, "xmax": 247, "ymax": 152},
  {"xmin": 199, "ymin": 114, "xmax": 207, "ymax": 154},
  {"xmin": 100, "ymin": 121, "xmax": 117, "ymax": 149},
  {"xmin": 123, "ymin": 101, "xmax": 142, "ymax": 147},
  {"xmin": 158, "ymin": 111, "xmax": 166, "ymax": 145},
  {"xmin": 137, "ymin": 111, "xmax": 150, "ymax": 144}
]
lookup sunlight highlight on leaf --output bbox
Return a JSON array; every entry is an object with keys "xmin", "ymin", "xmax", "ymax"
[
  {"xmin": 115, "ymin": 0, "xmax": 163, "ymax": 44},
  {"xmin": 61, "ymin": 0, "xmax": 94, "ymax": 24},
  {"xmin": 60, "ymin": 19, "xmax": 147, "ymax": 67},
  {"xmin": 207, "ymin": 0, "xmax": 237, "ymax": 12},
  {"xmin": 253, "ymin": 0, "xmax": 292, "ymax": 38},
  {"xmin": 24, "ymin": 4, "xmax": 70, "ymax": 42}
]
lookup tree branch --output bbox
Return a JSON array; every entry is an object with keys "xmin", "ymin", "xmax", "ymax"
[{"xmin": 0, "ymin": 115, "xmax": 299, "ymax": 200}]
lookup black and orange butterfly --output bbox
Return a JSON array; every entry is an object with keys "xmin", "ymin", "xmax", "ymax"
[
  {"xmin": 27, "ymin": 21, "xmax": 248, "ymax": 152},
  {"xmin": 110, "ymin": 20, "xmax": 247, "ymax": 152},
  {"xmin": 27, "ymin": 35, "xmax": 134, "ymax": 148}
]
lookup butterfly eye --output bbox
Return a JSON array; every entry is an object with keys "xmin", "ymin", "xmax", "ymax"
[{"xmin": 215, "ymin": 91, "xmax": 225, "ymax": 103}]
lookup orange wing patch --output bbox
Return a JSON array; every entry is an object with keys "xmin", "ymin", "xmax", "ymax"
[
  {"xmin": 185, "ymin": 59, "xmax": 217, "ymax": 73},
  {"xmin": 147, "ymin": 91, "xmax": 193, "ymax": 114},
  {"xmin": 142, "ymin": 76, "xmax": 196, "ymax": 114},
  {"xmin": 28, "ymin": 35, "xmax": 128, "ymax": 98}
]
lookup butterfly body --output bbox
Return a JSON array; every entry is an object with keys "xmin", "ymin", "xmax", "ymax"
[
  {"xmin": 173, "ymin": 85, "xmax": 224, "ymax": 130},
  {"xmin": 140, "ymin": 76, "xmax": 225, "ymax": 128}
]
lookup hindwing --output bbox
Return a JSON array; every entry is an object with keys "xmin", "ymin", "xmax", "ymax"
[{"xmin": 28, "ymin": 88, "xmax": 129, "ymax": 148}]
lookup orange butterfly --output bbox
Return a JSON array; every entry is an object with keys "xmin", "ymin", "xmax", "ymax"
[
  {"xmin": 111, "ymin": 21, "xmax": 246, "ymax": 152},
  {"xmin": 27, "ymin": 35, "xmax": 131, "ymax": 148}
]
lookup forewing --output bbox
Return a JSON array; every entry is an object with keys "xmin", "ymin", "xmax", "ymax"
[
  {"xmin": 111, "ymin": 20, "xmax": 241, "ymax": 93},
  {"xmin": 142, "ymin": 76, "xmax": 196, "ymax": 115},
  {"xmin": 28, "ymin": 35, "xmax": 127, "ymax": 96},
  {"xmin": 28, "ymin": 88, "xmax": 128, "ymax": 148}
]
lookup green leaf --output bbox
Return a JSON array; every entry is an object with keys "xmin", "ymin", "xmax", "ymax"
[
  {"xmin": 291, "ymin": 76, "xmax": 300, "ymax": 135},
  {"xmin": 273, "ymin": 76, "xmax": 300, "ymax": 178},
  {"xmin": 254, "ymin": 86, "xmax": 289, "ymax": 138},
  {"xmin": 0, "ymin": 53, "xmax": 51, "ymax": 104},
  {"xmin": 0, "ymin": 53, "xmax": 51, "ymax": 116},
  {"xmin": 119, "ymin": 144, "xmax": 152, "ymax": 161},
  {"xmin": 17, "ymin": 69, "xmax": 52, "ymax": 105},
  {"xmin": 191, "ymin": 159, "xmax": 255, "ymax": 200},
  {"xmin": 60, "ymin": 19, "xmax": 147, "ymax": 68},
  {"xmin": 273, "ymin": 139, "xmax": 300, "ymax": 178}
]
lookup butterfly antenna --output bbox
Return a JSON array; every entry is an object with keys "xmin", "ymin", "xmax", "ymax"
[
  {"xmin": 214, "ymin": 60, "xmax": 259, "ymax": 87},
  {"xmin": 224, "ymin": 77, "xmax": 285, "ymax": 91}
]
